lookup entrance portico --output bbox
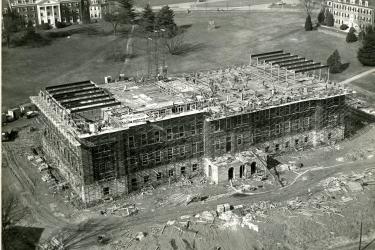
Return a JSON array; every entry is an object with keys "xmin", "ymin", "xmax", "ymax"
[{"xmin": 204, "ymin": 150, "xmax": 266, "ymax": 184}]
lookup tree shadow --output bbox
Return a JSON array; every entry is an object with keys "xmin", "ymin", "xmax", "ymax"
[
  {"xmin": 3, "ymin": 226, "xmax": 44, "ymax": 250},
  {"xmin": 52, "ymin": 219, "xmax": 122, "ymax": 249},
  {"xmin": 168, "ymin": 42, "xmax": 206, "ymax": 56},
  {"xmin": 179, "ymin": 24, "xmax": 193, "ymax": 33}
]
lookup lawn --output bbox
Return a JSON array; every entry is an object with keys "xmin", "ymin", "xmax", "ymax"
[
  {"xmin": 134, "ymin": 0, "xmax": 192, "ymax": 7},
  {"xmin": 351, "ymin": 72, "xmax": 375, "ymax": 93},
  {"xmin": 199, "ymin": 0, "xmax": 276, "ymax": 8},
  {"xmin": 2, "ymin": 11, "xmax": 370, "ymax": 110}
]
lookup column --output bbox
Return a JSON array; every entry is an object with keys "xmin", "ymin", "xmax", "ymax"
[
  {"xmin": 57, "ymin": 4, "xmax": 61, "ymax": 22},
  {"xmin": 285, "ymin": 69, "xmax": 288, "ymax": 84},
  {"xmin": 36, "ymin": 5, "xmax": 41, "ymax": 24},
  {"xmin": 52, "ymin": 5, "xmax": 55, "ymax": 27},
  {"xmin": 270, "ymin": 63, "xmax": 273, "ymax": 79}
]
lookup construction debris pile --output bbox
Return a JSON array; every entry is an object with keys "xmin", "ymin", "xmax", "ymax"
[{"xmin": 284, "ymin": 168, "xmax": 375, "ymax": 217}]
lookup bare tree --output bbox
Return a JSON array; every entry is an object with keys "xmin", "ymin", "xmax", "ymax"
[
  {"xmin": 163, "ymin": 30, "xmax": 205, "ymax": 56},
  {"xmin": 303, "ymin": 0, "xmax": 314, "ymax": 16},
  {"xmin": 164, "ymin": 32, "xmax": 186, "ymax": 55},
  {"xmin": 41, "ymin": 218, "xmax": 122, "ymax": 249}
]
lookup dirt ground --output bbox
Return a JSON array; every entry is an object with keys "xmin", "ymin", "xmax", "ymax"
[
  {"xmin": 100, "ymin": 166, "xmax": 375, "ymax": 250},
  {"xmin": 3, "ymin": 115, "xmax": 375, "ymax": 249}
]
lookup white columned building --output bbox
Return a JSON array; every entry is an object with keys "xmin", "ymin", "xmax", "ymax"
[{"xmin": 36, "ymin": 0, "xmax": 61, "ymax": 27}]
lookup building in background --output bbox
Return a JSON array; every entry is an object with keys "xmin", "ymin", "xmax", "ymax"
[
  {"xmin": 6, "ymin": 0, "xmax": 91, "ymax": 27},
  {"xmin": 30, "ymin": 51, "xmax": 351, "ymax": 204},
  {"xmin": 88, "ymin": 0, "xmax": 105, "ymax": 20},
  {"xmin": 60, "ymin": 0, "xmax": 81, "ymax": 23},
  {"xmin": 36, "ymin": 0, "xmax": 61, "ymax": 27},
  {"xmin": 8, "ymin": 0, "xmax": 39, "ymax": 25},
  {"xmin": 326, "ymin": 0, "xmax": 375, "ymax": 29}
]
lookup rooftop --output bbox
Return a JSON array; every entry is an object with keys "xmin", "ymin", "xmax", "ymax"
[
  {"xmin": 328, "ymin": 0, "xmax": 375, "ymax": 7},
  {"xmin": 31, "ymin": 50, "xmax": 351, "ymax": 139}
]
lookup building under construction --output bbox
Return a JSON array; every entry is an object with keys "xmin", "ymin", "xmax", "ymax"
[{"xmin": 31, "ymin": 50, "xmax": 351, "ymax": 204}]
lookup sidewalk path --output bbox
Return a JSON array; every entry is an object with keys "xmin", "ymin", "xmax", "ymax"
[
  {"xmin": 339, "ymin": 67, "xmax": 375, "ymax": 85},
  {"xmin": 120, "ymin": 24, "xmax": 135, "ymax": 75}
]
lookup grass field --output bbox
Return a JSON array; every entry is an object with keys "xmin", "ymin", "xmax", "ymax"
[
  {"xmin": 134, "ymin": 0, "xmax": 192, "ymax": 7},
  {"xmin": 198, "ymin": 0, "xmax": 276, "ymax": 8},
  {"xmin": 2, "ymin": 11, "xmax": 371, "ymax": 110}
]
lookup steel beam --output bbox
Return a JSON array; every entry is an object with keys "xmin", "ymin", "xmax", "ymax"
[
  {"xmin": 265, "ymin": 54, "xmax": 293, "ymax": 62},
  {"xmin": 54, "ymin": 89, "xmax": 106, "ymax": 101},
  {"xmin": 52, "ymin": 87, "xmax": 99, "ymax": 99},
  {"xmin": 251, "ymin": 50, "xmax": 283, "ymax": 57},
  {"xmin": 67, "ymin": 98, "xmax": 117, "ymax": 110},
  {"xmin": 258, "ymin": 52, "xmax": 290, "ymax": 61},
  {"xmin": 70, "ymin": 101, "xmax": 121, "ymax": 113},
  {"xmin": 281, "ymin": 59, "xmax": 313, "ymax": 68},
  {"xmin": 271, "ymin": 55, "xmax": 299, "ymax": 65},
  {"xmin": 288, "ymin": 62, "xmax": 320, "ymax": 70},
  {"xmin": 295, "ymin": 65, "xmax": 328, "ymax": 73},
  {"xmin": 45, "ymin": 80, "xmax": 92, "ymax": 91},
  {"xmin": 47, "ymin": 83, "xmax": 95, "ymax": 94},
  {"xmin": 61, "ymin": 94, "xmax": 112, "ymax": 107},
  {"xmin": 287, "ymin": 62, "xmax": 320, "ymax": 70}
]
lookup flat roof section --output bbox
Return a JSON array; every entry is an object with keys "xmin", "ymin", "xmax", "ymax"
[{"xmin": 103, "ymin": 81, "xmax": 190, "ymax": 112}]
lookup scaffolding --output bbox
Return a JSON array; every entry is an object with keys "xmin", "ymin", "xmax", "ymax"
[
  {"xmin": 31, "ymin": 50, "xmax": 353, "ymax": 204},
  {"xmin": 250, "ymin": 50, "xmax": 330, "ymax": 85}
]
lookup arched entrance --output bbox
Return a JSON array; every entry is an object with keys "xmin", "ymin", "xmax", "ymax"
[
  {"xmin": 250, "ymin": 162, "xmax": 256, "ymax": 175},
  {"xmin": 240, "ymin": 165, "xmax": 246, "ymax": 178},
  {"xmin": 228, "ymin": 167, "xmax": 234, "ymax": 180}
]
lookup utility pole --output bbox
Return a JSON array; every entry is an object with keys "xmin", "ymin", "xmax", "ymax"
[
  {"xmin": 359, "ymin": 220, "xmax": 363, "ymax": 250},
  {"xmin": 154, "ymin": 30, "xmax": 159, "ymax": 77},
  {"xmin": 147, "ymin": 37, "xmax": 152, "ymax": 79}
]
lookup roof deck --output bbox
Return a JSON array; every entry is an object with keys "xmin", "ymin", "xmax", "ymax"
[{"xmin": 31, "ymin": 51, "xmax": 352, "ymax": 138}]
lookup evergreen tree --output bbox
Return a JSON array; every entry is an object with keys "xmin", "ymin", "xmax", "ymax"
[
  {"xmin": 318, "ymin": 8, "xmax": 325, "ymax": 24},
  {"xmin": 26, "ymin": 20, "xmax": 34, "ymax": 31},
  {"xmin": 80, "ymin": 0, "xmax": 91, "ymax": 24},
  {"xmin": 2, "ymin": 9, "xmax": 22, "ymax": 47},
  {"xmin": 141, "ymin": 4, "xmax": 155, "ymax": 32},
  {"xmin": 325, "ymin": 10, "xmax": 334, "ymax": 26},
  {"xmin": 364, "ymin": 25, "xmax": 375, "ymax": 36},
  {"xmin": 327, "ymin": 49, "xmax": 343, "ymax": 73},
  {"xmin": 118, "ymin": 0, "xmax": 136, "ymax": 22},
  {"xmin": 305, "ymin": 14, "xmax": 313, "ymax": 31},
  {"xmin": 156, "ymin": 6, "xmax": 177, "ymax": 37},
  {"xmin": 346, "ymin": 27, "xmax": 358, "ymax": 43},
  {"xmin": 358, "ymin": 32, "xmax": 375, "ymax": 66}
]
